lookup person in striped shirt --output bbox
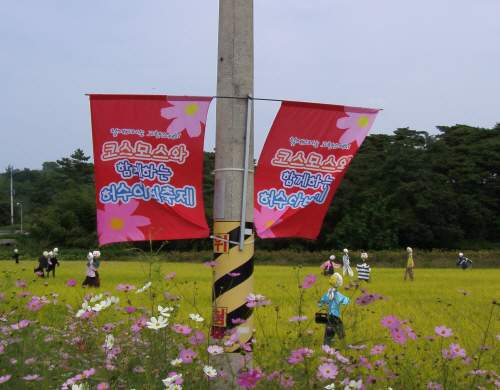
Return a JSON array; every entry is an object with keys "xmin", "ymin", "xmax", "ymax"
[{"xmin": 348, "ymin": 253, "xmax": 371, "ymax": 287}]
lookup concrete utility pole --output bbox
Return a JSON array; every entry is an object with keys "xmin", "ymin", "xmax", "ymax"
[{"xmin": 212, "ymin": 0, "xmax": 254, "ymax": 379}]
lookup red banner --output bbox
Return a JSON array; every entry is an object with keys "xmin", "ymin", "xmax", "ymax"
[
  {"xmin": 254, "ymin": 101, "xmax": 380, "ymax": 239},
  {"xmin": 89, "ymin": 95, "xmax": 213, "ymax": 245}
]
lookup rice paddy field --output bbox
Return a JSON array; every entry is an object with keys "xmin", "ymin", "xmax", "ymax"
[{"xmin": 0, "ymin": 259, "xmax": 499, "ymax": 389}]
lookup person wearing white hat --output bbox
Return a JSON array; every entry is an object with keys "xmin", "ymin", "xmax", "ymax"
[
  {"xmin": 404, "ymin": 247, "xmax": 414, "ymax": 281},
  {"xmin": 34, "ymin": 251, "xmax": 49, "ymax": 278},
  {"xmin": 342, "ymin": 248, "xmax": 353, "ymax": 277},
  {"xmin": 13, "ymin": 249, "xmax": 19, "ymax": 264},
  {"xmin": 47, "ymin": 248, "xmax": 60, "ymax": 278},
  {"xmin": 82, "ymin": 251, "xmax": 101, "ymax": 288},
  {"xmin": 320, "ymin": 255, "xmax": 341, "ymax": 276},
  {"xmin": 456, "ymin": 252, "xmax": 473, "ymax": 270},
  {"xmin": 349, "ymin": 253, "xmax": 372, "ymax": 287},
  {"xmin": 318, "ymin": 273, "xmax": 351, "ymax": 345}
]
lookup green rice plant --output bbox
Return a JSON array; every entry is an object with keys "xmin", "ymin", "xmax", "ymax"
[{"xmin": 0, "ymin": 258, "xmax": 498, "ymax": 389}]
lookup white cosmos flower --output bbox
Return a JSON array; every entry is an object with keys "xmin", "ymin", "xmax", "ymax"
[
  {"xmin": 105, "ymin": 334, "xmax": 114, "ymax": 350},
  {"xmin": 203, "ymin": 365, "xmax": 217, "ymax": 377},
  {"xmin": 81, "ymin": 301, "xmax": 90, "ymax": 311},
  {"xmin": 170, "ymin": 358, "xmax": 182, "ymax": 366},
  {"xmin": 146, "ymin": 316, "xmax": 168, "ymax": 330},
  {"xmin": 165, "ymin": 385, "xmax": 182, "ymax": 390},
  {"xmin": 90, "ymin": 294, "xmax": 103, "ymax": 302},
  {"xmin": 107, "ymin": 296, "xmax": 120, "ymax": 304},
  {"xmin": 72, "ymin": 384, "xmax": 83, "ymax": 390},
  {"xmin": 325, "ymin": 384, "xmax": 335, "ymax": 389},
  {"xmin": 189, "ymin": 313, "xmax": 204, "ymax": 322},
  {"xmin": 207, "ymin": 345, "xmax": 223, "ymax": 355},
  {"xmin": 162, "ymin": 374, "xmax": 182, "ymax": 386},
  {"xmin": 75, "ymin": 309, "xmax": 87, "ymax": 318},
  {"xmin": 157, "ymin": 305, "xmax": 173, "ymax": 317},
  {"xmin": 135, "ymin": 281, "xmax": 152, "ymax": 294},
  {"xmin": 346, "ymin": 380, "xmax": 362, "ymax": 389}
]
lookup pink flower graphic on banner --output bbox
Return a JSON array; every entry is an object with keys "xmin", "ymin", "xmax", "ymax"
[
  {"xmin": 254, "ymin": 206, "xmax": 289, "ymax": 238},
  {"xmin": 337, "ymin": 110, "xmax": 378, "ymax": 147},
  {"xmin": 160, "ymin": 99, "xmax": 211, "ymax": 138},
  {"xmin": 97, "ymin": 199, "xmax": 150, "ymax": 245}
]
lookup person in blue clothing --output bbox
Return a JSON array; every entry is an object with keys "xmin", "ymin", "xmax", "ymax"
[
  {"xmin": 318, "ymin": 272, "xmax": 351, "ymax": 345},
  {"xmin": 456, "ymin": 252, "xmax": 473, "ymax": 270}
]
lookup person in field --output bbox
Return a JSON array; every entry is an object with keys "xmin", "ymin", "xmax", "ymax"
[
  {"xmin": 13, "ymin": 249, "xmax": 19, "ymax": 264},
  {"xmin": 342, "ymin": 248, "xmax": 353, "ymax": 277},
  {"xmin": 318, "ymin": 273, "xmax": 351, "ymax": 345},
  {"xmin": 348, "ymin": 253, "xmax": 371, "ymax": 287},
  {"xmin": 320, "ymin": 255, "xmax": 341, "ymax": 276},
  {"xmin": 456, "ymin": 252, "xmax": 473, "ymax": 270},
  {"xmin": 47, "ymin": 248, "xmax": 60, "ymax": 278},
  {"xmin": 404, "ymin": 247, "xmax": 414, "ymax": 281},
  {"xmin": 34, "ymin": 251, "xmax": 49, "ymax": 278},
  {"xmin": 82, "ymin": 251, "xmax": 101, "ymax": 288}
]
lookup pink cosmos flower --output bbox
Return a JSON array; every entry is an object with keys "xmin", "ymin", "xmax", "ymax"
[
  {"xmin": 203, "ymin": 261, "xmax": 220, "ymax": 266},
  {"xmin": 0, "ymin": 375, "xmax": 11, "ymax": 384},
  {"xmin": 317, "ymin": 363, "xmax": 339, "ymax": 379},
  {"xmin": 75, "ymin": 368, "xmax": 95, "ymax": 380},
  {"xmin": 380, "ymin": 316, "xmax": 401, "ymax": 329},
  {"xmin": 434, "ymin": 326, "xmax": 454, "ymax": 337},
  {"xmin": 97, "ymin": 199, "xmax": 150, "ymax": 245},
  {"xmin": 288, "ymin": 316, "xmax": 308, "ymax": 322},
  {"xmin": 458, "ymin": 290, "xmax": 471, "ymax": 295},
  {"xmin": 164, "ymin": 272, "xmax": 177, "ymax": 279},
  {"xmin": 228, "ymin": 272, "xmax": 241, "ymax": 277},
  {"xmin": 469, "ymin": 370, "xmax": 487, "ymax": 375},
  {"xmin": 207, "ymin": 345, "xmax": 224, "ymax": 355},
  {"xmin": 172, "ymin": 324, "xmax": 192, "ymax": 335},
  {"xmin": 441, "ymin": 348, "xmax": 458, "ymax": 360},
  {"xmin": 405, "ymin": 326, "xmax": 418, "ymax": 340},
  {"xmin": 287, "ymin": 350, "xmax": 304, "ymax": 364},
  {"xmin": 390, "ymin": 328, "xmax": 408, "ymax": 345},
  {"xmin": 23, "ymin": 374, "xmax": 43, "ymax": 381},
  {"xmin": 11, "ymin": 320, "xmax": 31, "ymax": 330},
  {"xmin": 189, "ymin": 331, "xmax": 206, "ymax": 345},
  {"xmin": 97, "ymin": 383, "xmax": 110, "ymax": 390},
  {"xmin": 355, "ymin": 295, "xmax": 375, "ymax": 306},
  {"xmin": 165, "ymin": 292, "xmax": 180, "ymax": 300},
  {"xmin": 231, "ymin": 318, "xmax": 247, "ymax": 324},
  {"xmin": 448, "ymin": 342, "xmax": 466, "ymax": 357},
  {"xmin": 66, "ymin": 279, "xmax": 77, "ymax": 287},
  {"xmin": 15, "ymin": 280, "xmax": 27, "ymax": 288},
  {"xmin": 427, "ymin": 382, "xmax": 443, "ymax": 390},
  {"xmin": 322, "ymin": 345, "xmax": 335, "ymax": 355},
  {"xmin": 236, "ymin": 369, "xmax": 263, "ymax": 388},
  {"xmin": 370, "ymin": 345, "xmax": 385, "ymax": 355},
  {"xmin": 254, "ymin": 206, "xmax": 289, "ymax": 238},
  {"xmin": 160, "ymin": 98, "xmax": 212, "ymax": 138},
  {"xmin": 300, "ymin": 274, "xmax": 317, "ymax": 289},
  {"xmin": 280, "ymin": 375, "xmax": 295, "ymax": 387},
  {"xmin": 125, "ymin": 306, "xmax": 136, "ymax": 314},
  {"xmin": 349, "ymin": 345, "xmax": 367, "ymax": 350},
  {"xmin": 115, "ymin": 284, "xmax": 136, "ymax": 291},
  {"xmin": 374, "ymin": 359, "xmax": 387, "ymax": 368},
  {"xmin": 179, "ymin": 349, "xmax": 198, "ymax": 363},
  {"xmin": 359, "ymin": 355, "xmax": 373, "ymax": 370},
  {"xmin": 337, "ymin": 108, "xmax": 379, "ymax": 147},
  {"xmin": 16, "ymin": 291, "xmax": 31, "ymax": 298}
]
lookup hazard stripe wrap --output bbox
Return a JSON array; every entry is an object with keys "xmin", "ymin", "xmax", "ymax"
[{"xmin": 212, "ymin": 220, "xmax": 254, "ymax": 353}]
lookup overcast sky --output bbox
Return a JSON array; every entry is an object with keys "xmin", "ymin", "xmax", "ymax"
[{"xmin": 1, "ymin": 1, "xmax": 499, "ymax": 171}]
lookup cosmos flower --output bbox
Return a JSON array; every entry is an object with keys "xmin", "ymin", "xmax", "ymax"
[
  {"xmin": 254, "ymin": 206, "xmax": 289, "ymax": 238},
  {"xmin": 317, "ymin": 363, "xmax": 339, "ymax": 379},
  {"xmin": 160, "ymin": 98, "xmax": 212, "ymax": 138},
  {"xmin": 179, "ymin": 349, "xmax": 198, "ymax": 363},
  {"xmin": 146, "ymin": 316, "xmax": 168, "ymax": 330},
  {"xmin": 207, "ymin": 345, "xmax": 224, "ymax": 355},
  {"xmin": 189, "ymin": 313, "xmax": 204, "ymax": 322},
  {"xmin": 434, "ymin": 326, "xmax": 454, "ymax": 337},
  {"xmin": 204, "ymin": 365, "xmax": 217, "ymax": 378},
  {"xmin": 300, "ymin": 274, "xmax": 317, "ymax": 289}
]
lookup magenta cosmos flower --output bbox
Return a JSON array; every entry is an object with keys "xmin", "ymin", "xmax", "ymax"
[
  {"xmin": 236, "ymin": 369, "xmax": 263, "ymax": 388},
  {"xmin": 160, "ymin": 98, "xmax": 212, "ymax": 138},
  {"xmin": 300, "ymin": 274, "xmax": 317, "ymax": 289},
  {"xmin": 97, "ymin": 199, "xmax": 150, "ymax": 245},
  {"xmin": 380, "ymin": 316, "xmax": 401, "ymax": 328},
  {"xmin": 66, "ymin": 279, "xmax": 77, "ymax": 287},
  {"xmin": 179, "ymin": 349, "xmax": 198, "ymax": 363},
  {"xmin": 390, "ymin": 328, "xmax": 408, "ymax": 345},
  {"xmin": 370, "ymin": 345, "xmax": 385, "ymax": 355},
  {"xmin": 434, "ymin": 326, "xmax": 454, "ymax": 337},
  {"xmin": 254, "ymin": 206, "xmax": 289, "ymax": 238}
]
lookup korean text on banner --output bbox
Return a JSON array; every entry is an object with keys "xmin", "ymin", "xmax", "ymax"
[
  {"xmin": 254, "ymin": 101, "xmax": 381, "ymax": 239},
  {"xmin": 89, "ymin": 95, "xmax": 213, "ymax": 245}
]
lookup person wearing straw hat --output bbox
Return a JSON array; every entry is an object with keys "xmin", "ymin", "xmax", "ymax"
[
  {"xmin": 318, "ymin": 273, "xmax": 351, "ymax": 345},
  {"xmin": 404, "ymin": 247, "xmax": 414, "ymax": 281},
  {"xmin": 82, "ymin": 251, "xmax": 101, "ymax": 288},
  {"xmin": 342, "ymin": 248, "xmax": 353, "ymax": 277}
]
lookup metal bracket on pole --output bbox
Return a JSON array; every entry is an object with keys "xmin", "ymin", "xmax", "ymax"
[{"xmin": 239, "ymin": 94, "xmax": 253, "ymax": 251}]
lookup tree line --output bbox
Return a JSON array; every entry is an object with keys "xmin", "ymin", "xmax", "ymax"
[{"xmin": 1, "ymin": 123, "xmax": 498, "ymax": 252}]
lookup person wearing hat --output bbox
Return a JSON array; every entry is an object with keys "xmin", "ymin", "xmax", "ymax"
[
  {"xmin": 342, "ymin": 248, "xmax": 353, "ymax": 277},
  {"xmin": 47, "ymin": 248, "xmax": 60, "ymax": 278},
  {"xmin": 318, "ymin": 273, "xmax": 351, "ymax": 345},
  {"xmin": 82, "ymin": 251, "xmax": 101, "ymax": 288},
  {"xmin": 404, "ymin": 247, "xmax": 414, "ymax": 281},
  {"xmin": 456, "ymin": 252, "xmax": 473, "ymax": 270},
  {"xmin": 348, "ymin": 253, "xmax": 372, "ymax": 287},
  {"xmin": 320, "ymin": 255, "xmax": 341, "ymax": 276},
  {"xmin": 13, "ymin": 249, "xmax": 20, "ymax": 264},
  {"xmin": 34, "ymin": 251, "xmax": 49, "ymax": 278}
]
